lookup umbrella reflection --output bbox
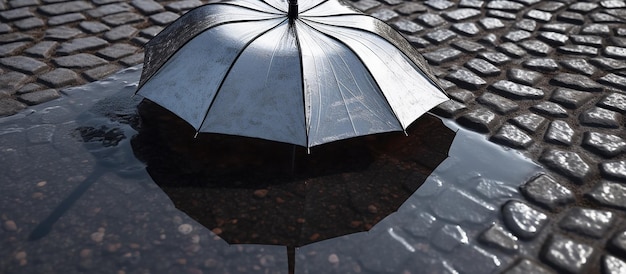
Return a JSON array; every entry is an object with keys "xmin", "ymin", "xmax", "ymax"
[{"xmin": 131, "ymin": 100, "xmax": 455, "ymax": 273}]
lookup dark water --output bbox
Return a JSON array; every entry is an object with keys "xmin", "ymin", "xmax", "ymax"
[{"xmin": 0, "ymin": 66, "xmax": 541, "ymax": 274}]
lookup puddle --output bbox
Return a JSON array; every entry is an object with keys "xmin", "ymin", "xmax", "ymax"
[{"xmin": 0, "ymin": 66, "xmax": 541, "ymax": 274}]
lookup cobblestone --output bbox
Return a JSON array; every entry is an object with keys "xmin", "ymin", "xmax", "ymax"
[
  {"xmin": 432, "ymin": 99, "xmax": 466, "ymax": 118},
  {"xmin": 571, "ymin": 35, "xmax": 603, "ymax": 47},
  {"xmin": 507, "ymin": 68, "xmax": 542, "ymax": 86},
  {"xmin": 531, "ymin": 102, "xmax": 569, "ymax": 118},
  {"xmin": 583, "ymin": 132, "xmax": 626, "ymax": 157},
  {"xmin": 0, "ymin": 98, "xmax": 26, "ymax": 116},
  {"xmin": 491, "ymin": 123, "xmax": 533, "ymax": 149},
  {"xmin": 544, "ymin": 120, "xmax": 575, "ymax": 146},
  {"xmin": 551, "ymin": 88, "xmax": 594, "ymax": 109},
  {"xmin": 552, "ymin": 73, "xmax": 604, "ymax": 92},
  {"xmin": 560, "ymin": 59, "xmax": 597, "ymax": 76},
  {"xmin": 558, "ymin": 45, "xmax": 599, "ymax": 56},
  {"xmin": 53, "ymin": 53, "xmax": 108, "ymax": 68},
  {"xmin": 24, "ymin": 41, "xmax": 57, "ymax": 58},
  {"xmin": 0, "ymin": 56, "xmax": 48, "ymax": 74},
  {"xmin": 446, "ymin": 68, "xmax": 486, "ymax": 90},
  {"xmin": 491, "ymin": 80, "xmax": 544, "ymax": 99},
  {"xmin": 478, "ymin": 93, "xmax": 518, "ymax": 114},
  {"xmin": 38, "ymin": 1, "xmax": 92, "ymax": 16},
  {"xmin": 605, "ymin": 46, "xmax": 626, "ymax": 59},
  {"xmin": 44, "ymin": 26, "xmax": 81, "ymax": 40},
  {"xmin": 502, "ymin": 200, "xmax": 548, "ymax": 240},
  {"xmin": 131, "ymin": 0, "xmax": 164, "ymax": 14},
  {"xmin": 0, "ymin": 71, "xmax": 28, "ymax": 96},
  {"xmin": 520, "ymin": 174, "xmax": 574, "ymax": 210},
  {"xmin": 579, "ymin": 107, "xmax": 622, "ymax": 128},
  {"xmin": 559, "ymin": 208, "xmax": 615, "ymax": 238},
  {"xmin": 523, "ymin": 58, "xmax": 559, "ymax": 72},
  {"xmin": 498, "ymin": 42, "xmax": 526, "ymax": 58},
  {"xmin": 38, "ymin": 68, "xmax": 79, "ymax": 87},
  {"xmin": 82, "ymin": 64, "xmax": 121, "ymax": 81},
  {"xmin": 587, "ymin": 181, "xmax": 626, "ymax": 209},
  {"xmin": 600, "ymin": 160, "xmax": 626, "ymax": 181},
  {"xmin": 48, "ymin": 13, "xmax": 85, "ymax": 26},
  {"xmin": 540, "ymin": 149, "xmax": 591, "ymax": 183},
  {"xmin": 542, "ymin": 234, "xmax": 595, "ymax": 274},
  {"xmin": 103, "ymin": 25, "xmax": 138, "ymax": 41},
  {"xmin": 57, "ymin": 37, "xmax": 108, "ymax": 55},
  {"xmin": 17, "ymin": 89, "xmax": 60, "ymax": 105},
  {"xmin": 519, "ymin": 40, "xmax": 552, "ymax": 56},
  {"xmin": 0, "ymin": 42, "xmax": 28, "ymax": 57},
  {"xmin": 457, "ymin": 107, "xmax": 499, "ymax": 133},
  {"xmin": 599, "ymin": 73, "xmax": 626, "ymax": 90},
  {"xmin": 515, "ymin": 19, "xmax": 536, "ymax": 32},
  {"xmin": 598, "ymin": 93, "xmax": 626, "ymax": 113},
  {"xmin": 603, "ymin": 255, "xmax": 626, "ymax": 274},
  {"xmin": 510, "ymin": 113, "xmax": 547, "ymax": 133}
]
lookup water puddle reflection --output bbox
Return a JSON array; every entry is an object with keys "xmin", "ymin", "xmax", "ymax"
[{"xmin": 0, "ymin": 66, "xmax": 541, "ymax": 274}]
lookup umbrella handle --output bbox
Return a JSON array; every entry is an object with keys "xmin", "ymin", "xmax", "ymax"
[{"xmin": 288, "ymin": 0, "xmax": 298, "ymax": 19}]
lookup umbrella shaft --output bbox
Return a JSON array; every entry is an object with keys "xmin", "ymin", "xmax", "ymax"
[{"xmin": 288, "ymin": 0, "xmax": 298, "ymax": 19}]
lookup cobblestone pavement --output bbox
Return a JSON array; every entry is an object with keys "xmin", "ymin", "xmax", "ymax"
[{"xmin": 1, "ymin": 0, "xmax": 626, "ymax": 273}]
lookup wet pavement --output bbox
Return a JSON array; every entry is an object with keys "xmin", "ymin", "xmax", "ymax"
[
  {"xmin": 1, "ymin": 66, "xmax": 541, "ymax": 273},
  {"xmin": 1, "ymin": 0, "xmax": 626, "ymax": 273}
]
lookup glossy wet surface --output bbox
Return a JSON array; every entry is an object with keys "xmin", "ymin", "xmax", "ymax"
[{"xmin": 0, "ymin": 66, "xmax": 541, "ymax": 273}]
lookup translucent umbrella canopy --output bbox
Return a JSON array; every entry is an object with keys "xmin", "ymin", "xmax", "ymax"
[{"xmin": 136, "ymin": 0, "xmax": 448, "ymax": 148}]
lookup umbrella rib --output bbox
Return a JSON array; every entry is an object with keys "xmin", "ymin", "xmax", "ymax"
[
  {"xmin": 299, "ymin": 19, "xmax": 405, "ymax": 131},
  {"xmin": 195, "ymin": 19, "xmax": 289, "ymax": 135},
  {"xmin": 292, "ymin": 22, "xmax": 310, "ymax": 149}
]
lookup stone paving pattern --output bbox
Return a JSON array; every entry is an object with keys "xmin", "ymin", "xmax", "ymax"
[{"xmin": 1, "ymin": 0, "xmax": 626, "ymax": 273}]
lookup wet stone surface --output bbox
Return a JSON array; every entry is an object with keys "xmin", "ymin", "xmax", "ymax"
[
  {"xmin": 583, "ymin": 132, "xmax": 626, "ymax": 158},
  {"xmin": 558, "ymin": 208, "xmax": 615, "ymax": 238},
  {"xmin": 540, "ymin": 149, "xmax": 591, "ymax": 183},
  {"xmin": 491, "ymin": 123, "xmax": 533, "ymax": 149},
  {"xmin": 542, "ymin": 234, "xmax": 595, "ymax": 274},
  {"xmin": 1, "ymin": 0, "xmax": 626, "ymax": 273},
  {"xmin": 600, "ymin": 160, "xmax": 626, "ymax": 181},
  {"xmin": 457, "ymin": 107, "xmax": 499, "ymax": 133},
  {"xmin": 587, "ymin": 181, "xmax": 626, "ymax": 209},
  {"xmin": 520, "ymin": 174, "xmax": 574, "ymax": 210},
  {"xmin": 502, "ymin": 200, "xmax": 548, "ymax": 240},
  {"xmin": 579, "ymin": 107, "xmax": 622, "ymax": 128},
  {"xmin": 544, "ymin": 120, "xmax": 575, "ymax": 146}
]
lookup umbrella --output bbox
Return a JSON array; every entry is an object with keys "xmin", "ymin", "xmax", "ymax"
[
  {"xmin": 131, "ymin": 100, "xmax": 456, "ymax": 273},
  {"xmin": 135, "ymin": 0, "xmax": 448, "ymax": 148}
]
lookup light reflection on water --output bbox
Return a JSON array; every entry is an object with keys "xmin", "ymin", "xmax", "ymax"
[{"xmin": 0, "ymin": 66, "xmax": 541, "ymax": 274}]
